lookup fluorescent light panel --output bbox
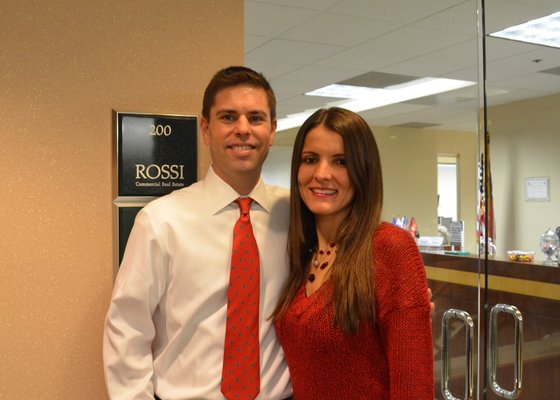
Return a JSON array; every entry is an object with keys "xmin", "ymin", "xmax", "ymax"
[
  {"xmin": 489, "ymin": 11, "xmax": 560, "ymax": 49},
  {"xmin": 276, "ymin": 77, "xmax": 475, "ymax": 132}
]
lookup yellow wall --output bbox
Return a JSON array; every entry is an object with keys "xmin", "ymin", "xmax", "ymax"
[
  {"xmin": 375, "ymin": 126, "xmax": 478, "ymax": 252},
  {"xmin": 269, "ymin": 127, "xmax": 479, "ymax": 252},
  {"xmin": 488, "ymin": 93, "xmax": 560, "ymax": 259},
  {"xmin": 0, "ymin": 1, "xmax": 243, "ymax": 398}
]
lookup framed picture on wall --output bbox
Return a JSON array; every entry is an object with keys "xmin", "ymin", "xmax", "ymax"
[{"xmin": 525, "ymin": 176, "xmax": 550, "ymax": 202}]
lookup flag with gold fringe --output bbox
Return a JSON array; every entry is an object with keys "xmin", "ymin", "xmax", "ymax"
[{"xmin": 477, "ymin": 131, "xmax": 495, "ymax": 245}]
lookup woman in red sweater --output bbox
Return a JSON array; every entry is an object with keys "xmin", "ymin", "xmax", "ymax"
[{"xmin": 274, "ymin": 107, "xmax": 434, "ymax": 399}]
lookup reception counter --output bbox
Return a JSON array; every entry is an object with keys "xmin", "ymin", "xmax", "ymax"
[{"xmin": 422, "ymin": 252, "xmax": 560, "ymax": 301}]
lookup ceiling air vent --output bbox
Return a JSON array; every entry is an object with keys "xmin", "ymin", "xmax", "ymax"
[
  {"xmin": 539, "ymin": 66, "xmax": 560, "ymax": 76},
  {"xmin": 338, "ymin": 71, "xmax": 417, "ymax": 88}
]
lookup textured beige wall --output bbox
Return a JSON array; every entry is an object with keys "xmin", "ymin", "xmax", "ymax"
[{"xmin": 0, "ymin": 1, "xmax": 243, "ymax": 398}]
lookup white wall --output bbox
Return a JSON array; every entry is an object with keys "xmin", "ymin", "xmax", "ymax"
[{"xmin": 262, "ymin": 146, "xmax": 292, "ymax": 188}]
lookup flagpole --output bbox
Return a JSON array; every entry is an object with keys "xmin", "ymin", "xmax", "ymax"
[{"xmin": 477, "ymin": 0, "xmax": 489, "ymax": 397}]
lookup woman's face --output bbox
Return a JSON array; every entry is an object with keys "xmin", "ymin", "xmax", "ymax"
[{"xmin": 297, "ymin": 124, "xmax": 355, "ymax": 226}]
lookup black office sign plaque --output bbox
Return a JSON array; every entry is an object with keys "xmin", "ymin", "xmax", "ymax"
[{"xmin": 116, "ymin": 111, "xmax": 197, "ymax": 197}]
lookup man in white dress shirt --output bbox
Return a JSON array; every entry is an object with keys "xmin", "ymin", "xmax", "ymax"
[{"xmin": 103, "ymin": 66, "xmax": 293, "ymax": 400}]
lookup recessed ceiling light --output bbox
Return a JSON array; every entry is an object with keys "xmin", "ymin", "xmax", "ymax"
[
  {"xmin": 305, "ymin": 84, "xmax": 384, "ymax": 99},
  {"xmin": 489, "ymin": 11, "xmax": 560, "ymax": 49},
  {"xmin": 276, "ymin": 77, "xmax": 475, "ymax": 132}
]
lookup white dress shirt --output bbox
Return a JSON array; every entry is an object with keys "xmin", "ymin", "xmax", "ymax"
[{"xmin": 103, "ymin": 167, "xmax": 292, "ymax": 400}]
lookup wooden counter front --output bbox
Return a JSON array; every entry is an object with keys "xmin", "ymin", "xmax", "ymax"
[
  {"xmin": 422, "ymin": 252, "xmax": 560, "ymax": 302},
  {"xmin": 423, "ymin": 252, "xmax": 560, "ymax": 399}
]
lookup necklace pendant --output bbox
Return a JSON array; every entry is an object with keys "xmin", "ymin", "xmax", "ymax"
[{"xmin": 308, "ymin": 273, "xmax": 316, "ymax": 282}]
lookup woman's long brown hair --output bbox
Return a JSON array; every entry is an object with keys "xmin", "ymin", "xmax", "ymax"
[{"xmin": 273, "ymin": 107, "xmax": 384, "ymax": 333}]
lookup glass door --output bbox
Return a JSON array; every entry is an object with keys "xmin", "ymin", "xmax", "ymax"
[
  {"xmin": 247, "ymin": 0, "xmax": 560, "ymax": 397},
  {"xmin": 481, "ymin": 1, "xmax": 560, "ymax": 398},
  {"xmin": 246, "ymin": 0, "xmax": 483, "ymax": 398}
]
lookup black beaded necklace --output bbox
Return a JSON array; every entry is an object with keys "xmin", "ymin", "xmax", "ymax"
[{"xmin": 307, "ymin": 242, "xmax": 337, "ymax": 283}]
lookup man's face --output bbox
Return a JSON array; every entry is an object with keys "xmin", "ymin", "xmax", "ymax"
[{"xmin": 201, "ymin": 85, "xmax": 276, "ymax": 192}]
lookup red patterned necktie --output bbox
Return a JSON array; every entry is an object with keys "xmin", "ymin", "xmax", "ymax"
[{"xmin": 221, "ymin": 197, "xmax": 260, "ymax": 400}]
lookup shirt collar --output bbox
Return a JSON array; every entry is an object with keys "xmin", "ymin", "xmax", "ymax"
[{"xmin": 203, "ymin": 166, "xmax": 274, "ymax": 215}]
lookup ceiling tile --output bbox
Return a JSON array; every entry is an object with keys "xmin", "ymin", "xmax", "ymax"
[
  {"xmin": 244, "ymin": 1, "xmax": 317, "ymax": 37},
  {"xmin": 281, "ymin": 13, "xmax": 402, "ymax": 47},
  {"xmin": 277, "ymin": 64, "xmax": 368, "ymax": 87},
  {"xmin": 244, "ymin": 58, "xmax": 302, "ymax": 80},
  {"xmin": 413, "ymin": 1, "xmax": 479, "ymax": 35},
  {"xmin": 378, "ymin": 54, "xmax": 473, "ymax": 78},
  {"xmin": 246, "ymin": 38, "xmax": 345, "ymax": 65},
  {"xmin": 244, "ymin": 0, "xmax": 560, "ymax": 134},
  {"xmin": 330, "ymin": 0, "xmax": 466, "ymax": 24},
  {"xmin": 248, "ymin": 0, "xmax": 341, "ymax": 11},
  {"xmin": 245, "ymin": 35, "xmax": 271, "ymax": 52}
]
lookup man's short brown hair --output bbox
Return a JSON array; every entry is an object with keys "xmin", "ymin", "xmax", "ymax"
[{"xmin": 202, "ymin": 66, "xmax": 276, "ymax": 121}]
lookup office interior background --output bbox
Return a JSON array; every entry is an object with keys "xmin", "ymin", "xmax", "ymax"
[{"xmin": 1, "ymin": 0, "xmax": 559, "ymax": 398}]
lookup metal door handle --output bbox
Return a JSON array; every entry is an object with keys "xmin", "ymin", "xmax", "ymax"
[
  {"xmin": 489, "ymin": 304, "xmax": 523, "ymax": 399},
  {"xmin": 441, "ymin": 309, "xmax": 475, "ymax": 400}
]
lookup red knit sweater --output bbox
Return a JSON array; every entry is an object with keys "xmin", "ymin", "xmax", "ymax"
[{"xmin": 276, "ymin": 223, "xmax": 433, "ymax": 399}]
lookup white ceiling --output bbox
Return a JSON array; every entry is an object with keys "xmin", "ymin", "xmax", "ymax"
[{"xmin": 245, "ymin": 0, "xmax": 560, "ymax": 141}]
